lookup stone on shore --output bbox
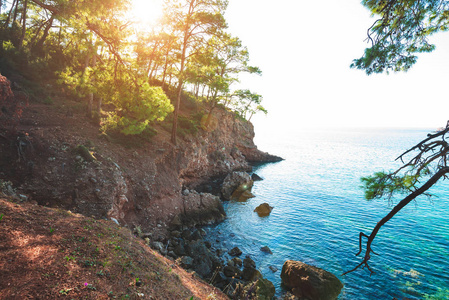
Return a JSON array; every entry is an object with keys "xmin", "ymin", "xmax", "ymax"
[
  {"xmin": 281, "ymin": 260, "xmax": 343, "ymax": 300},
  {"xmin": 254, "ymin": 203, "xmax": 273, "ymax": 217},
  {"xmin": 251, "ymin": 173, "xmax": 263, "ymax": 181},
  {"xmin": 228, "ymin": 246, "xmax": 242, "ymax": 257},
  {"xmin": 255, "ymin": 278, "xmax": 276, "ymax": 300}
]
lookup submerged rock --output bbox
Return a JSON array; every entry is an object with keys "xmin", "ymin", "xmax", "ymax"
[
  {"xmin": 260, "ymin": 246, "xmax": 273, "ymax": 254},
  {"xmin": 254, "ymin": 203, "xmax": 273, "ymax": 217},
  {"xmin": 268, "ymin": 265, "xmax": 278, "ymax": 273},
  {"xmin": 281, "ymin": 260, "xmax": 343, "ymax": 300}
]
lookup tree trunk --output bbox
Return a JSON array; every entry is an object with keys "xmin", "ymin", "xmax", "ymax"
[
  {"xmin": 87, "ymin": 50, "xmax": 96, "ymax": 117},
  {"xmin": 171, "ymin": 31, "xmax": 188, "ymax": 144},
  {"xmin": 2, "ymin": 0, "xmax": 16, "ymax": 30},
  {"xmin": 12, "ymin": 0, "xmax": 19, "ymax": 24},
  {"xmin": 34, "ymin": 15, "xmax": 54, "ymax": 56},
  {"xmin": 344, "ymin": 166, "xmax": 449, "ymax": 275},
  {"xmin": 18, "ymin": 0, "xmax": 28, "ymax": 51},
  {"xmin": 97, "ymin": 97, "xmax": 102, "ymax": 113},
  {"xmin": 171, "ymin": 79, "xmax": 183, "ymax": 144}
]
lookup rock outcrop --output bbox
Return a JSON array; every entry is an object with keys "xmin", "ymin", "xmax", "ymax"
[
  {"xmin": 0, "ymin": 89, "xmax": 281, "ymax": 238},
  {"xmin": 281, "ymin": 260, "xmax": 343, "ymax": 300},
  {"xmin": 254, "ymin": 203, "xmax": 273, "ymax": 217},
  {"xmin": 221, "ymin": 171, "xmax": 254, "ymax": 201}
]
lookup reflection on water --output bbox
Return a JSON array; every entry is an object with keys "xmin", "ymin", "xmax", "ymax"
[{"xmin": 204, "ymin": 128, "xmax": 449, "ymax": 299}]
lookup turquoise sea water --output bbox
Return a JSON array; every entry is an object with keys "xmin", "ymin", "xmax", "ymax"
[{"xmin": 205, "ymin": 128, "xmax": 449, "ymax": 299}]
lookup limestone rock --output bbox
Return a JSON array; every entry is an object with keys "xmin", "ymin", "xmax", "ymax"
[
  {"xmin": 221, "ymin": 172, "xmax": 253, "ymax": 201},
  {"xmin": 242, "ymin": 266, "xmax": 262, "ymax": 282},
  {"xmin": 254, "ymin": 203, "xmax": 273, "ymax": 217},
  {"xmin": 180, "ymin": 191, "xmax": 226, "ymax": 227},
  {"xmin": 185, "ymin": 240, "xmax": 221, "ymax": 278},
  {"xmin": 243, "ymin": 255, "xmax": 256, "ymax": 269},
  {"xmin": 151, "ymin": 241, "xmax": 164, "ymax": 253},
  {"xmin": 223, "ymin": 265, "xmax": 243, "ymax": 278},
  {"xmin": 281, "ymin": 260, "xmax": 343, "ymax": 300},
  {"xmin": 255, "ymin": 278, "xmax": 276, "ymax": 300},
  {"xmin": 233, "ymin": 278, "xmax": 275, "ymax": 300},
  {"xmin": 232, "ymin": 257, "xmax": 243, "ymax": 267}
]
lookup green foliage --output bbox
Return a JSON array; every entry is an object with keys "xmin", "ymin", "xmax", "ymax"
[
  {"xmin": 361, "ymin": 171, "xmax": 422, "ymax": 200},
  {"xmin": 1, "ymin": 0, "xmax": 263, "ymax": 145},
  {"xmin": 353, "ymin": 0, "xmax": 449, "ymax": 74},
  {"xmin": 229, "ymin": 89, "xmax": 266, "ymax": 121}
]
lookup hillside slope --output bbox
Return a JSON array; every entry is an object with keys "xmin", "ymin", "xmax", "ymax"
[
  {"xmin": 0, "ymin": 197, "xmax": 228, "ymax": 299},
  {"xmin": 0, "ymin": 83, "xmax": 281, "ymax": 238}
]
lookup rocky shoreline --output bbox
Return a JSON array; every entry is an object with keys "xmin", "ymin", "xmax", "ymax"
[
  {"xmin": 1, "ymin": 75, "xmax": 343, "ymax": 299},
  {"xmin": 135, "ymin": 169, "xmax": 281, "ymax": 298}
]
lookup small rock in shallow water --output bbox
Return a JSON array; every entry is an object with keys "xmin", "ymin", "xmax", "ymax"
[
  {"xmin": 190, "ymin": 230, "xmax": 202, "ymax": 241},
  {"xmin": 228, "ymin": 246, "xmax": 242, "ymax": 257},
  {"xmin": 216, "ymin": 248, "xmax": 227, "ymax": 256},
  {"xmin": 243, "ymin": 255, "xmax": 256, "ymax": 269},
  {"xmin": 269, "ymin": 265, "xmax": 278, "ymax": 273},
  {"xmin": 254, "ymin": 203, "xmax": 273, "ymax": 217},
  {"xmin": 227, "ymin": 259, "xmax": 235, "ymax": 267},
  {"xmin": 261, "ymin": 246, "xmax": 273, "ymax": 254},
  {"xmin": 232, "ymin": 257, "xmax": 243, "ymax": 267},
  {"xmin": 224, "ymin": 265, "xmax": 243, "ymax": 278}
]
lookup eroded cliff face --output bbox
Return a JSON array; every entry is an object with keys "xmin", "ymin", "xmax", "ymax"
[{"xmin": 0, "ymin": 95, "xmax": 281, "ymax": 238}]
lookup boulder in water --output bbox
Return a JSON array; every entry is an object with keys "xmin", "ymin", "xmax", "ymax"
[
  {"xmin": 260, "ymin": 246, "xmax": 273, "ymax": 254},
  {"xmin": 228, "ymin": 246, "xmax": 242, "ymax": 257},
  {"xmin": 281, "ymin": 260, "xmax": 343, "ymax": 300},
  {"xmin": 254, "ymin": 203, "xmax": 273, "ymax": 217}
]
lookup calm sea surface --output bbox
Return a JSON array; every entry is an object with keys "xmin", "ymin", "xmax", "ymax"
[{"xmin": 205, "ymin": 128, "xmax": 449, "ymax": 299}]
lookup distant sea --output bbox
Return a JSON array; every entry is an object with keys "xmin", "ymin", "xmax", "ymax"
[{"xmin": 205, "ymin": 128, "xmax": 449, "ymax": 299}]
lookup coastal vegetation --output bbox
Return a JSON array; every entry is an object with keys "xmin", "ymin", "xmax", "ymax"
[
  {"xmin": 346, "ymin": 0, "xmax": 449, "ymax": 275},
  {"xmin": 0, "ymin": 0, "xmax": 266, "ymax": 142}
]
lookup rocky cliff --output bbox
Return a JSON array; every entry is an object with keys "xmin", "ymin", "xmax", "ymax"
[{"xmin": 0, "ymin": 77, "xmax": 281, "ymax": 240}]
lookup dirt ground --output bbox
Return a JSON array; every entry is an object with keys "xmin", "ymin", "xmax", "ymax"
[{"xmin": 0, "ymin": 196, "xmax": 228, "ymax": 300}]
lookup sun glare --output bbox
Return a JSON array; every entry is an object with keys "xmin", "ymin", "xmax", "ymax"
[{"xmin": 131, "ymin": 0, "xmax": 163, "ymax": 26}]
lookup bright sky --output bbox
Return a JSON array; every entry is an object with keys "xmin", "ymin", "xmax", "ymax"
[
  {"xmin": 224, "ymin": 0, "xmax": 449, "ymax": 132},
  {"xmin": 131, "ymin": 0, "xmax": 449, "ymax": 132}
]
